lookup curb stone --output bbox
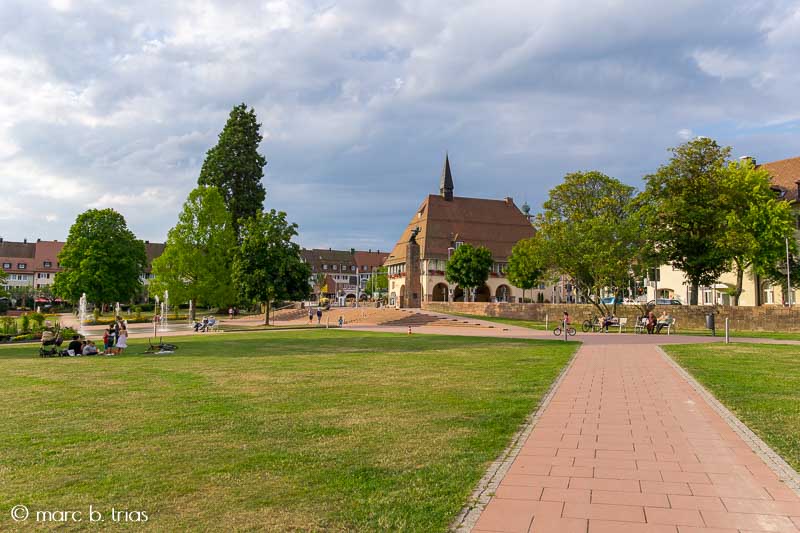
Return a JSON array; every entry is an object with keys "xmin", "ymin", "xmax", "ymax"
[
  {"xmin": 450, "ymin": 343, "xmax": 581, "ymax": 532},
  {"xmin": 656, "ymin": 345, "xmax": 800, "ymax": 496}
]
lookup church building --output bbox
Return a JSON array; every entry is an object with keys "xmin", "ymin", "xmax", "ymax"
[{"xmin": 384, "ymin": 156, "xmax": 535, "ymax": 308}]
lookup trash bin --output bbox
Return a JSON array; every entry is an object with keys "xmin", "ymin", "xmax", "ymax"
[{"xmin": 705, "ymin": 313, "xmax": 715, "ymax": 336}]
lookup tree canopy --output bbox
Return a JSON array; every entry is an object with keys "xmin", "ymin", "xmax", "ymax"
[
  {"xmin": 716, "ymin": 159, "xmax": 795, "ymax": 305},
  {"xmin": 507, "ymin": 236, "xmax": 545, "ymax": 301},
  {"xmin": 534, "ymin": 170, "xmax": 642, "ymax": 315},
  {"xmin": 642, "ymin": 138, "xmax": 732, "ymax": 304},
  {"xmin": 150, "ymin": 186, "xmax": 237, "ymax": 317},
  {"xmin": 232, "ymin": 210, "xmax": 310, "ymax": 324},
  {"xmin": 53, "ymin": 209, "xmax": 147, "ymax": 305},
  {"xmin": 445, "ymin": 244, "xmax": 493, "ymax": 301},
  {"xmin": 198, "ymin": 103, "xmax": 267, "ymax": 238}
]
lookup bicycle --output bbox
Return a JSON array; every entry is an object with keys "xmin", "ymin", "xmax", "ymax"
[
  {"xmin": 143, "ymin": 337, "xmax": 178, "ymax": 354},
  {"xmin": 553, "ymin": 321, "xmax": 577, "ymax": 337}
]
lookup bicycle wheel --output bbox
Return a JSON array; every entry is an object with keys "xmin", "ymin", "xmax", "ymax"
[
  {"xmin": 568, "ymin": 327, "xmax": 577, "ymax": 336},
  {"xmin": 553, "ymin": 327, "xmax": 562, "ymax": 336},
  {"xmin": 160, "ymin": 343, "xmax": 178, "ymax": 352},
  {"xmin": 581, "ymin": 320, "xmax": 592, "ymax": 333}
]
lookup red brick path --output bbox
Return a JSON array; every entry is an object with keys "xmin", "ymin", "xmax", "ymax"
[{"xmin": 473, "ymin": 343, "xmax": 800, "ymax": 533}]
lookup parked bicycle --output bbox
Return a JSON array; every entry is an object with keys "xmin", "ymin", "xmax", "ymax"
[{"xmin": 553, "ymin": 321, "xmax": 577, "ymax": 337}]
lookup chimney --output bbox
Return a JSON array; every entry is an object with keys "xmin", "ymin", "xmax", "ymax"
[
  {"xmin": 23, "ymin": 238, "xmax": 27, "ymax": 243},
  {"xmin": 145, "ymin": 240, "xmax": 149, "ymax": 244},
  {"xmin": 739, "ymin": 155, "xmax": 756, "ymax": 166},
  {"xmin": 504, "ymin": 197, "xmax": 514, "ymax": 206},
  {"xmin": 37, "ymin": 238, "xmax": 41, "ymax": 242}
]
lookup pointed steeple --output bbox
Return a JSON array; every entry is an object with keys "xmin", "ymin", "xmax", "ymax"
[{"xmin": 440, "ymin": 153, "xmax": 454, "ymax": 201}]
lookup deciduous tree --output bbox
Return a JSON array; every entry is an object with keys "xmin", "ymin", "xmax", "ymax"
[
  {"xmin": 53, "ymin": 209, "xmax": 147, "ymax": 307},
  {"xmin": 150, "ymin": 186, "xmax": 237, "ymax": 319},
  {"xmin": 232, "ymin": 210, "xmax": 311, "ymax": 324},
  {"xmin": 507, "ymin": 236, "xmax": 545, "ymax": 302},
  {"xmin": 198, "ymin": 103, "xmax": 267, "ymax": 238},
  {"xmin": 642, "ymin": 137, "xmax": 731, "ymax": 304},
  {"xmin": 534, "ymin": 171, "xmax": 643, "ymax": 315},
  {"xmin": 445, "ymin": 244, "xmax": 493, "ymax": 302},
  {"xmin": 717, "ymin": 159, "xmax": 795, "ymax": 305}
]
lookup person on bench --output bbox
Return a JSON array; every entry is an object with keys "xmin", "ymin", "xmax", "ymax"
[{"xmin": 656, "ymin": 312, "xmax": 671, "ymax": 333}]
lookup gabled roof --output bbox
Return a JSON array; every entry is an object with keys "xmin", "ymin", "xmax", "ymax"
[
  {"xmin": 0, "ymin": 241, "xmax": 36, "ymax": 259},
  {"xmin": 759, "ymin": 156, "xmax": 800, "ymax": 202},
  {"xmin": 352, "ymin": 251, "xmax": 389, "ymax": 269},
  {"xmin": 385, "ymin": 195, "xmax": 535, "ymax": 266}
]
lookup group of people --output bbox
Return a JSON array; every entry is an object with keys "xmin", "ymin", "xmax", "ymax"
[
  {"xmin": 102, "ymin": 317, "xmax": 128, "ymax": 354},
  {"xmin": 644, "ymin": 311, "xmax": 672, "ymax": 334},
  {"xmin": 308, "ymin": 308, "xmax": 323, "ymax": 324},
  {"xmin": 193, "ymin": 316, "xmax": 217, "ymax": 332},
  {"xmin": 66, "ymin": 335, "xmax": 100, "ymax": 356}
]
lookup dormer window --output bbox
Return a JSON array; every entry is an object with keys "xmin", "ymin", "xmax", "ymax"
[
  {"xmin": 17, "ymin": 263, "xmax": 26, "ymax": 269},
  {"xmin": 2, "ymin": 262, "xmax": 10, "ymax": 269},
  {"xmin": 43, "ymin": 261, "xmax": 52, "ymax": 268}
]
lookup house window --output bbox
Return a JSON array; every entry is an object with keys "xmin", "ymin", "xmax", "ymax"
[
  {"xmin": 333, "ymin": 265, "xmax": 338, "ymax": 270},
  {"xmin": 351, "ymin": 265, "xmax": 356, "ymax": 271},
  {"xmin": 323, "ymin": 264, "xmax": 328, "ymax": 270},
  {"xmin": 763, "ymin": 285, "xmax": 775, "ymax": 305},
  {"xmin": 2, "ymin": 262, "xmax": 10, "ymax": 269},
  {"xmin": 17, "ymin": 263, "xmax": 26, "ymax": 269},
  {"xmin": 43, "ymin": 261, "xmax": 52, "ymax": 268}
]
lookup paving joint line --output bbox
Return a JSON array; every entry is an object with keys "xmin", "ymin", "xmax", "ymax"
[
  {"xmin": 450, "ymin": 341, "xmax": 582, "ymax": 532},
  {"xmin": 656, "ymin": 344, "xmax": 800, "ymax": 497}
]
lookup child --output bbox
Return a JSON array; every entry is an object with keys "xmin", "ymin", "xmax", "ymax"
[
  {"xmin": 104, "ymin": 325, "xmax": 116, "ymax": 355},
  {"xmin": 114, "ymin": 327, "xmax": 128, "ymax": 355},
  {"xmin": 338, "ymin": 315, "xmax": 344, "ymax": 328}
]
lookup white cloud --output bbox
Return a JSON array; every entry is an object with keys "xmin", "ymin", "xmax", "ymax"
[{"xmin": 0, "ymin": 0, "xmax": 798, "ymax": 249}]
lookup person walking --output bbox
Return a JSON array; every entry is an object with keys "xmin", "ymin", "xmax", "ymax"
[
  {"xmin": 229, "ymin": 307, "xmax": 234, "ymax": 321},
  {"xmin": 316, "ymin": 308, "xmax": 323, "ymax": 325},
  {"xmin": 308, "ymin": 308, "xmax": 314, "ymax": 324}
]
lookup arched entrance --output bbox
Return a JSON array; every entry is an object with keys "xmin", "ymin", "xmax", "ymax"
[
  {"xmin": 432, "ymin": 283, "xmax": 449, "ymax": 302},
  {"xmin": 475, "ymin": 284, "xmax": 491, "ymax": 302},
  {"xmin": 453, "ymin": 286, "xmax": 465, "ymax": 302},
  {"xmin": 495, "ymin": 284, "xmax": 511, "ymax": 302},
  {"xmin": 345, "ymin": 293, "xmax": 357, "ymax": 304},
  {"xmin": 399, "ymin": 285, "xmax": 406, "ymax": 308}
]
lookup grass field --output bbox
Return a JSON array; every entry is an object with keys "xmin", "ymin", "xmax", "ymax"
[
  {"xmin": 0, "ymin": 330, "xmax": 574, "ymax": 531},
  {"xmin": 665, "ymin": 343, "xmax": 800, "ymax": 472}
]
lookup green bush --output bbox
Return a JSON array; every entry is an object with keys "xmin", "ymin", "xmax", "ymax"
[
  {"xmin": 135, "ymin": 306, "xmax": 143, "ymax": 319},
  {"xmin": 30, "ymin": 312, "xmax": 46, "ymax": 331},
  {"xmin": 1, "ymin": 317, "xmax": 16, "ymax": 335},
  {"xmin": 92, "ymin": 308, "xmax": 101, "ymax": 322},
  {"xmin": 20, "ymin": 314, "xmax": 30, "ymax": 333}
]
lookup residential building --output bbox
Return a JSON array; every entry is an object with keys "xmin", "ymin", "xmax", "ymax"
[
  {"xmin": 0, "ymin": 237, "xmax": 165, "ymax": 297},
  {"xmin": 384, "ymin": 155, "xmax": 536, "ymax": 307}
]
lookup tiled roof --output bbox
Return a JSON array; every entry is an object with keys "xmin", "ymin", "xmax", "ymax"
[
  {"xmin": 759, "ymin": 156, "xmax": 800, "ymax": 202},
  {"xmin": 352, "ymin": 251, "xmax": 389, "ymax": 269},
  {"xmin": 385, "ymin": 194, "xmax": 535, "ymax": 266},
  {"xmin": 0, "ymin": 241, "xmax": 36, "ymax": 259}
]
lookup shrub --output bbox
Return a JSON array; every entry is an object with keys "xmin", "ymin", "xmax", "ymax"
[
  {"xmin": 134, "ymin": 306, "xmax": 143, "ymax": 319},
  {"xmin": 20, "ymin": 314, "xmax": 30, "ymax": 333},
  {"xmin": 92, "ymin": 308, "xmax": 101, "ymax": 322},
  {"xmin": 30, "ymin": 312, "xmax": 46, "ymax": 331},
  {"xmin": 1, "ymin": 316, "xmax": 16, "ymax": 334}
]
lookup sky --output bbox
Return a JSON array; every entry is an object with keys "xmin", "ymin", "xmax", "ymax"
[{"xmin": 1, "ymin": 0, "xmax": 799, "ymax": 252}]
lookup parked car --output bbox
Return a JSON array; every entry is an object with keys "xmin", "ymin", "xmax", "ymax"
[{"xmin": 648, "ymin": 298, "xmax": 682, "ymax": 306}]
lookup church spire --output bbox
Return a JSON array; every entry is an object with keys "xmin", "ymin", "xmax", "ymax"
[{"xmin": 440, "ymin": 153, "xmax": 454, "ymax": 201}]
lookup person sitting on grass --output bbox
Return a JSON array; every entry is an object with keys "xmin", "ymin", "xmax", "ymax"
[
  {"xmin": 82, "ymin": 340, "xmax": 99, "ymax": 356},
  {"xmin": 67, "ymin": 335, "xmax": 83, "ymax": 357}
]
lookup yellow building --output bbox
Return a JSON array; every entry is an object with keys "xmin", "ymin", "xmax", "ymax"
[{"xmin": 384, "ymin": 156, "xmax": 536, "ymax": 307}]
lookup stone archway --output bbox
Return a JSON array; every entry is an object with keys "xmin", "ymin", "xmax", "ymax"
[
  {"xmin": 495, "ymin": 284, "xmax": 511, "ymax": 302},
  {"xmin": 399, "ymin": 285, "xmax": 406, "ymax": 308},
  {"xmin": 475, "ymin": 284, "xmax": 491, "ymax": 302},
  {"xmin": 453, "ymin": 286, "xmax": 465, "ymax": 302},
  {"xmin": 432, "ymin": 283, "xmax": 449, "ymax": 302}
]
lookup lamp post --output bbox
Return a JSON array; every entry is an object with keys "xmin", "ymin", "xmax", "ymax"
[{"xmin": 786, "ymin": 237, "xmax": 792, "ymax": 307}]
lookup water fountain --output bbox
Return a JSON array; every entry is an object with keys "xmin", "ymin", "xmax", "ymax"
[
  {"xmin": 115, "ymin": 301, "xmax": 121, "ymax": 317},
  {"xmin": 162, "ymin": 291, "xmax": 169, "ymax": 331},
  {"xmin": 78, "ymin": 293, "xmax": 87, "ymax": 336}
]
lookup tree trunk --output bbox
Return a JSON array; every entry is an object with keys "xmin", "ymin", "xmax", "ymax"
[
  {"xmin": 189, "ymin": 298, "xmax": 196, "ymax": 321},
  {"xmin": 689, "ymin": 283, "xmax": 699, "ymax": 305},
  {"xmin": 733, "ymin": 264, "xmax": 744, "ymax": 307},
  {"xmin": 264, "ymin": 300, "xmax": 270, "ymax": 325}
]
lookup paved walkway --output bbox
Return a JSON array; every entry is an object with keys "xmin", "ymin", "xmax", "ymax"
[{"xmin": 471, "ymin": 343, "xmax": 800, "ymax": 533}]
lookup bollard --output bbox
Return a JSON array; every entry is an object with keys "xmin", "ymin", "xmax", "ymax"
[
  {"xmin": 408, "ymin": 325, "xmax": 412, "ymax": 335},
  {"xmin": 725, "ymin": 317, "xmax": 729, "ymax": 344},
  {"xmin": 545, "ymin": 314, "xmax": 548, "ymax": 331}
]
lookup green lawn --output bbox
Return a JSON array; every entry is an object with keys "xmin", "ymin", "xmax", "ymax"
[
  {"xmin": 665, "ymin": 343, "xmax": 800, "ymax": 471},
  {"xmin": 0, "ymin": 330, "xmax": 573, "ymax": 531}
]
